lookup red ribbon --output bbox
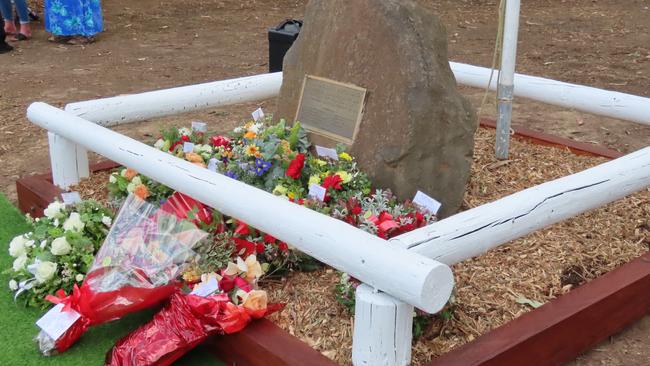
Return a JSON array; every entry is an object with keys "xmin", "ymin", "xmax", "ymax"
[{"xmin": 45, "ymin": 284, "xmax": 82, "ymax": 314}]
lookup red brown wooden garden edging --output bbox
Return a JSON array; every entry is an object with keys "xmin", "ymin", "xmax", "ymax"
[{"xmin": 15, "ymin": 121, "xmax": 649, "ymax": 366}]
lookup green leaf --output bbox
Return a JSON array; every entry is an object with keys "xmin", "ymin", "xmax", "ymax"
[{"xmin": 516, "ymin": 297, "xmax": 544, "ymax": 309}]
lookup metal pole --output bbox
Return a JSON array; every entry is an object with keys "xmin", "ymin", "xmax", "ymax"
[{"xmin": 496, "ymin": 0, "xmax": 521, "ymax": 159}]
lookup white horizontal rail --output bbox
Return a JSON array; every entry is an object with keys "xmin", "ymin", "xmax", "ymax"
[
  {"xmin": 391, "ymin": 146, "xmax": 650, "ymax": 265},
  {"xmin": 450, "ymin": 62, "xmax": 650, "ymax": 125},
  {"xmin": 64, "ymin": 73, "xmax": 283, "ymax": 126},
  {"xmin": 64, "ymin": 66, "xmax": 650, "ymax": 128},
  {"xmin": 28, "ymin": 102, "xmax": 454, "ymax": 313}
]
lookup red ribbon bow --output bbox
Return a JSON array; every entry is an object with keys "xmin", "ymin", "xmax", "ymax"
[{"xmin": 45, "ymin": 284, "xmax": 82, "ymax": 314}]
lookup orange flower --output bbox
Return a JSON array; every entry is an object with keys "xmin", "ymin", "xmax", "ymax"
[
  {"xmin": 124, "ymin": 168, "xmax": 138, "ymax": 181},
  {"xmin": 244, "ymin": 130, "xmax": 257, "ymax": 140},
  {"xmin": 185, "ymin": 152, "xmax": 204, "ymax": 163},
  {"xmin": 245, "ymin": 145, "xmax": 260, "ymax": 157},
  {"xmin": 134, "ymin": 184, "xmax": 149, "ymax": 200},
  {"xmin": 242, "ymin": 290, "xmax": 268, "ymax": 312}
]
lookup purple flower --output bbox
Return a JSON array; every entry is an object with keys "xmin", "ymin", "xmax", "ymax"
[
  {"xmin": 225, "ymin": 171, "xmax": 239, "ymax": 180},
  {"xmin": 252, "ymin": 158, "xmax": 271, "ymax": 176}
]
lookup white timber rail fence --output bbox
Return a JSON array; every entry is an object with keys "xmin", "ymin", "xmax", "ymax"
[
  {"xmin": 29, "ymin": 102, "xmax": 454, "ymax": 366},
  {"xmin": 37, "ymin": 68, "xmax": 650, "ymax": 366}
]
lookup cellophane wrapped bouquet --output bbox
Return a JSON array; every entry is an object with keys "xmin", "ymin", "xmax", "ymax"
[{"xmin": 35, "ymin": 194, "xmax": 207, "ymax": 355}]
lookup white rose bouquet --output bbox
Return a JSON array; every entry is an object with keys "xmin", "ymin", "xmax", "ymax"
[{"xmin": 5, "ymin": 200, "xmax": 113, "ymax": 308}]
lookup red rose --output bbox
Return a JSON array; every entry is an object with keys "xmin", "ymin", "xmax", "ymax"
[
  {"xmin": 256, "ymin": 242, "xmax": 266, "ymax": 254},
  {"xmin": 322, "ymin": 174, "xmax": 343, "ymax": 191},
  {"xmin": 211, "ymin": 135, "xmax": 232, "ymax": 149},
  {"xmin": 181, "ymin": 135, "xmax": 190, "ymax": 142},
  {"xmin": 285, "ymin": 153, "xmax": 305, "ymax": 179},
  {"xmin": 278, "ymin": 242, "xmax": 289, "ymax": 253},
  {"xmin": 234, "ymin": 221, "xmax": 250, "ymax": 236},
  {"xmin": 232, "ymin": 238, "xmax": 256, "ymax": 257},
  {"xmin": 263, "ymin": 234, "xmax": 276, "ymax": 244}
]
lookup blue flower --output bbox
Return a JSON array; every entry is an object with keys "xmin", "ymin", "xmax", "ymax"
[
  {"xmin": 225, "ymin": 171, "xmax": 239, "ymax": 180},
  {"xmin": 252, "ymin": 158, "xmax": 271, "ymax": 176}
]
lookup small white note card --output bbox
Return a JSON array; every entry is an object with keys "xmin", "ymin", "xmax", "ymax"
[
  {"xmin": 207, "ymin": 158, "xmax": 218, "ymax": 172},
  {"xmin": 413, "ymin": 191, "xmax": 442, "ymax": 215},
  {"xmin": 183, "ymin": 142, "xmax": 195, "ymax": 153},
  {"xmin": 252, "ymin": 107, "xmax": 265, "ymax": 122},
  {"xmin": 36, "ymin": 303, "xmax": 81, "ymax": 341},
  {"xmin": 308, "ymin": 184, "xmax": 327, "ymax": 202},
  {"xmin": 315, "ymin": 145, "xmax": 339, "ymax": 160},
  {"xmin": 191, "ymin": 121, "xmax": 207, "ymax": 133},
  {"xmin": 190, "ymin": 277, "xmax": 219, "ymax": 297},
  {"xmin": 61, "ymin": 192, "xmax": 82, "ymax": 205}
]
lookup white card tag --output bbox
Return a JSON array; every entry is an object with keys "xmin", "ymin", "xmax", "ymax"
[
  {"xmin": 191, "ymin": 121, "xmax": 207, "ymax": 133},
  {"xmin": 251, "ymin": 107, "xmax": 265, "ymax": 122},
  {"xmin": 190, "ymin": 277, "xmax": 219, "ymax": 297},
  {"xmin": 413, "ymin": 191, "xmax": 442, "ymax": 215},
  {"xmin": 207, "ymin": 158, "xmax": 218, "ymax": 172},
  {"xmin": 36, "ymin": 303, "xmax": 81, "ymax": 341},
  {"xmin": 61, "ymin": 192, "xmax": 82, "ymax": 205},
  {"xmin": 308, "ymin": 184, "xmax": 327, "ymax": 202},
  {"xmin": 315, "ymin": 145, "xmax": 339, "ymax": 161},
  {"xmin": 183, "ymin": 142, "xmax": 195, "ymax": 153}
]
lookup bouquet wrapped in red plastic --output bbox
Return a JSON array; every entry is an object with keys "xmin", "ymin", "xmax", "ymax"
[
  {"xmin": 106, "ymin": 254, "xmax": 283, "ymax": 366},
  {"xmin": 35, "ymin": 194, "xmax": 207, "ymax": 355}
]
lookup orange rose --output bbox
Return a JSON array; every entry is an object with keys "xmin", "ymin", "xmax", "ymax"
[
  {"xmin": 185, "ymin": 152, "xmax": 204, "ymax": 163},
  {"xmin": 124, "ymin": 168, "xmax": 138, "ymax": 181},
  {"xmin": 134, "ymin": 184, "xmax": 149, "ymax": 200},
  {"xmin": 244, "ymin": 130, "xmax": 257, "ymax": 139},
  {"xmin": 242, "ymin": 290, "xmax": 268, "ymax": 312}
]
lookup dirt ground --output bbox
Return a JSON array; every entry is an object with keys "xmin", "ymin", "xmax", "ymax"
[{"xmin": 0, "ymin": 0, "xmax": 648, "ymax": 364}]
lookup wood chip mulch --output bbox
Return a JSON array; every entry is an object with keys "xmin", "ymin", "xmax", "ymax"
[{"xmin": 71, "ymin": 128, "xmax": 649, "ymax": 365}]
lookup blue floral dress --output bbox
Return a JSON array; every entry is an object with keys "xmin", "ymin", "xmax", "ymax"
[{"xmin": 45, "ymin": 0, "xmax": 103, "ymax": 37}]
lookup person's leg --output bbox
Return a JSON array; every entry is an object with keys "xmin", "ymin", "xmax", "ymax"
[
  {"xmin": 0, "ymin": 0, "xmax": 16, "ymax": 34},
  {"xmin": 0, "ymin": 17, "xmax": 13, "ymax": 53},
  {"xmin": 13, "ymin": 0, "xmax": 30, "ymax": 38}
]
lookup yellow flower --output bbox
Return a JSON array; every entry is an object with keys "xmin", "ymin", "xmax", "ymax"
[
  {"xmin": 336, "ymin": 171, "xmax": 352, "ymax": 183},
  {"xmin": 308, "ymin": 175, "xmax": 321, "ymax": 185},
  {"xmin": 243, "ymin": 255, "xmax": 263, "ymax": 282},
  {"xmin": 314, "ymin": 159, "xmax": 327, "ymax": 167},
  {"xmin": 287, "ymin": 191, "xmax": 295, "ymax": 200},
  {"xmin": 245, "ymin": 145, "xmax": 260, "ymax": 156},
  {"xmin": 339, "ymin": 152, "xmax": 352, "ymax": 161},
  {"xmin": 243, "ymin": 290, "xmax": 268, "ymax": 312},
  {"xmin": 244, "ymin": 130, "xmax": 257, "ymax": 139},
  {"xmin": 273, "ymin": 185, "xmax": 288, "ymax": 196},
  {"xmin": 182, "ymin": 269, "xmax": 200, "ymax": 283}
]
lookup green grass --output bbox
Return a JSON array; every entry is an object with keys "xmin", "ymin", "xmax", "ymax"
[{"xmin": 0, "ymin": 195, "xmax": 223, "ymax": 365}]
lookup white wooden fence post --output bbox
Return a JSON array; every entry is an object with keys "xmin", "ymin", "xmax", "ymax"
[
  {"xmin": 353, "ymin": 284, "xmax": 414, "ymax": 366},
  {"xmin": 47, "ymin": 132, "xmax": 87, "ymax": 189}
]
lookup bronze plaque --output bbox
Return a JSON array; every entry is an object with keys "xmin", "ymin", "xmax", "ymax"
[{"xmin": 295, "ymin": 75, "xmax": 366, "ymax": 144}]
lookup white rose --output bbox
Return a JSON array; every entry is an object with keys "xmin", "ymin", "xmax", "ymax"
[
  {"xmin": 12, "ymin": 255, "xmax": 27, "ymax": 271},
  {"xmin": 9, "ymin": 279, "xmax": 18, "ymax": 291},
  {"xmin": 126, "ymin": 182, "xmax": 136, "ymax": 193},
  {"xmin": 8, "ymin": 235, "xmax": 27, "ymax": 257},
  {"xmin": 44, "ymin": 201, "xmax": 66, "ymax": 219},
  {"xmin": 75, "ymin": 274, "xmax": 84, "ymax": 282},
  {"xmin": 101, "ymin": 216, "xmax": 112, "ymax": 226},
  {"xmin": 35, "ymin": 261, "xmax": 57, "ymax": 284},
  {"xmin": 131, "ymin": 176, "xmax": 142, "ymax": 186},
  {"xmin": 154, "ymin": 139, "xmax": 165, "ymax": 150},
  {"xmin": 120, "ymin": 169, "xmax": 128, "ymax": 177},
  {"xmin": 39, "ymin": 240, "xmax": 47, "ymax": 249},
  {"xmin": 53, "ymin": 218, "xmax": 60, "ymax": 227},
  {"xmin": 62, "ymin": 212, "xmax": 85, "ymax": 232},
  {"xmin": 109, "ymin": 173, "xmax": 117, "ymax": 183},
  {"xmin": 51, "ymin": 237, "xmax": 72, "ymax": 256},
  {"xmin": 25, "ymin": 240, "xmax": 35, "ymax": 248}
]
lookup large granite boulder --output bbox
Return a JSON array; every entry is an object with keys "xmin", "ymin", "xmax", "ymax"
[{"xmin": 276, "ymin": 0, "xmax": 477, "ymax": 217}]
